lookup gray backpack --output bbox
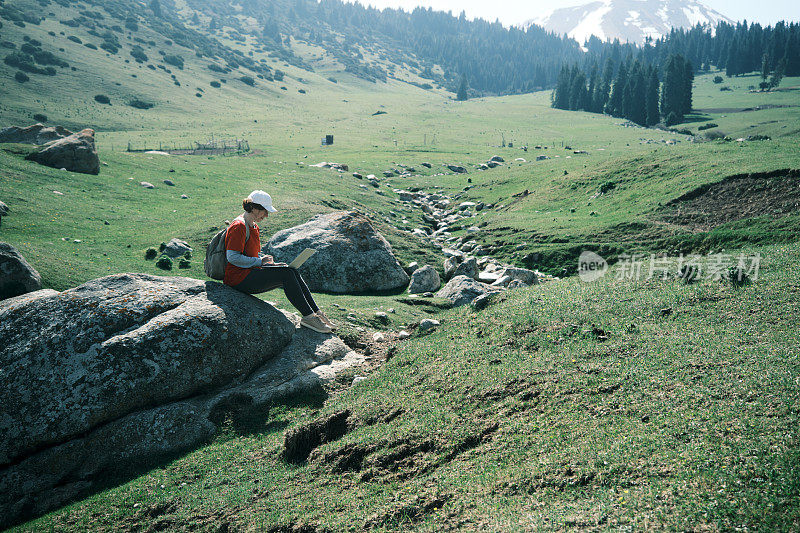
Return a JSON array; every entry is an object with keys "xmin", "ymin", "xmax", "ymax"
[{"xmin": 204, "ymin": 221, "xmax": 250, "ymax": 280}]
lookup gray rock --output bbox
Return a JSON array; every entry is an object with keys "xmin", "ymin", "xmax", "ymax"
[
  {"xmin": 163, "ymin": 179, "xmax": 175, "ymax": 186},
  {"xmin": 24, "ymin": 128, "xmax": 100, "ymax": 175},
  {"xmin": 489, "ymin": 155, "xmax": 505, "ymax": 162},
  {"xmin": 0, "ymin": 201, "xmax": 8, "ymax": 216},
  {"xmin": 444, "ymin": 256, "xmax": 462, "ymax": 281},
  {"xmin": 140, "ymin": 182, "xmax": 154, "ymax": 189},
  {"xmin": 181, "ymin": 194, "xmax": 189, "ymax": 199},
  {"xmin": 408, "ymin": 265, "xmax": 440, "ymax": 294},
  {"xmin": 418, "ymin": 318, "xmax": 440, "ymax": 332},
  {"xmin": 265, "ymin": 211, "xmax": 409, "ymax": 293},
  {"xmin": 0, "ymin": 273, "xmax": 364, "ymax": 526},
  {"xmin": 405, "ymin": 261, "xmax": 419, "ymax": 275},
  {"xmin": 420, "ymin": 162, "xmax": 432, "ymax": 168},
  {"xmin": 0, "ymin": 123, "xmax": 72, "ymax": 144},
  {"xmin": 470, "ymin": 293, "xmax": 493, "ymax": 310},
  {"xmin": 491, "ymin": 274, "xmax": 512, "ymax": 287},
  {"xmin": 0, "ymin": 242, "xmax": 42, "ymax": 301},
  {"xmin": 447, "ymin": 165, "xmax": 467, "ymax": 173},
  {"xmin": 486, "ymin": 161, "xmax": 500, "ymax": 168},
  {"xmin": 499, "ymin": 266, "xmax": 538, "ymax": 286},
  {"xmin": 435, "ymin": 275, "xmax": 499, "ymax": 307},
  {"xmin": 452, "ymin": 257, "xmax": 479, "ymax": 280},
  {"xmin": 507, "ymin": 280, "xmax": 526, "ymax": 290},
  {"xmin": 162, "ymin": 238, "xmax": 192, "ymax": 258}
]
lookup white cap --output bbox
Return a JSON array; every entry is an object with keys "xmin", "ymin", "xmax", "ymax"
[{"xmin": 247, "ymin": 190, "xmax": 277, "ymax": 212}]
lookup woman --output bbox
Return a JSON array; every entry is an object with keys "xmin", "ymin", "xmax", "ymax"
[{"xmin": 224, "ymin": 190, "xmax": 336, "ymax": 334}]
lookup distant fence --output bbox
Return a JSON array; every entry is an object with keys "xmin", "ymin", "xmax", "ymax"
[{"xmin": 123, "ymin": 138, "xmax": 250, "ymax": 156}]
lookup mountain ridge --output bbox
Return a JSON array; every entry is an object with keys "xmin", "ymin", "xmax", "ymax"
[{"xmin": 523, "ymin": 0, "xmax": 733, "ymax": 45}]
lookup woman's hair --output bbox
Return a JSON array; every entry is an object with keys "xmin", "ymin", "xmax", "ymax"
[{"xmin": 243, "ymin": 198, "xmax": 266, "ymax": 212}]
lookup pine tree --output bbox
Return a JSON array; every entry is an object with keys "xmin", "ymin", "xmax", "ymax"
[
  {"xmin": 149, "ymin": 0, "xmax": 162, "ymax": 18},
  {"xmin": 783, "ymin": 31, "xmax": 800, "ymax": 77},
  {"xmin": 552, "ymin": 65, "xmax": 571, "ymax": 109},
  {"xmin": 456, "ymin": 75, "xmax": 468, "ymax": 101},
  {"xmin": 626, "ymin": 62, "xmax": 647, "ymax": 126},
  {"xmin": 593, "ymin": 58, "xmax": 614, "ymax": 113},
  {"xmin": 660, "ymin": 55, "xmax": 684, "ymax": 122},
  {"xmin": 769, "ymin": 58, "xmax": 785, "ymax": 89},
  {"xmin": 568, "ymin": 69, "xmax": 588, "ymax": 111},
  {"xmin": 645, "ymin": 68, "xmax": 660, "ymax": 127},
  {"xmin": 682, "ymin": 59, "xmax": 694, "ymax": 116},
  {"xmin": 761, "ymin": 53, "xmax": 770, "ymax": 80},
  {"xmin": 605, "ymin": 61, "xmax": 628, "ymax": 117}
]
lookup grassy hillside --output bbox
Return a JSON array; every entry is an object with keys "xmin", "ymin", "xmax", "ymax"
[
  {"xmin": 15, "ymin": 240, "xmax": 800, "ymax": 531},
  {"xmin": 3, "ymin": 1, "xmax": 800, "ymax": 529}
]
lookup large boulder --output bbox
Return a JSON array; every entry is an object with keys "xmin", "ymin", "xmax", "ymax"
[
  {"xmin": 25, "ymin": 128, "xmax": 100, "ymax": 175},
  {"xmin": 408, "ymin": 265, "xmax": 440, "ymax": 294},
  {"xmin": 435, "ymin": 275, "xmax": 499, "ymax": 307},
  {"xmin": 444, "ymin": 256, "xmax": 461, "ymax": 281},
  {"xmin": 0, "ymin": 242, "xmax": 42, "ymax": 301},
  {"xmin": 0, "ymin": 123, "xmax": 72, "ymax": 145},
  {"xmin": 453, "ymin": 257, "xmax": 479, "ymax": 280},
  {"xmin": 499, "ymin": 266, "xmax": 538, "ymax": 286},
  {"xmin": 0, "ymin": 273, "xmax": 364, "ymax": 527},
  {"xmin": 265, "ymin": 211, "xmax": 409, "ymax": 293}
]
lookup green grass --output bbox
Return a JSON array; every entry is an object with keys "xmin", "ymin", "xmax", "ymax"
[
  {"xmin": 3, "ymin": 8, "xmax": 800, "ymax": 529},
  {"xmin": 17, "ymin": 241, "xmax": 800, "ymax": 531}
]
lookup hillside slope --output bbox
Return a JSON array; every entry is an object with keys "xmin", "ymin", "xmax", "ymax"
[{"xmin": 17, "ymin": 240, "xmax": 800, "ymax": 531}]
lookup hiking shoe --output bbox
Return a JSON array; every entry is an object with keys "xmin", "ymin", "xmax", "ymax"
[
  {"xmin": 300, "ymin": 315, "xmax": 332, "ymax": 333},
  {"xmin": 316, "ymin": 310, "xmax": 338, "ymax": 331}
]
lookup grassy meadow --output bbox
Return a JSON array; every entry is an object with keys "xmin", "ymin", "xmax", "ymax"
[{"xmin": 2, "ymin": 4, "xmax": 800, "ymax": 529}]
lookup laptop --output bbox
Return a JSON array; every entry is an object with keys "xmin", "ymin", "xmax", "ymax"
[{"xmin": 288, "ymin": 248, "xmax": 315, "ymax": 269}]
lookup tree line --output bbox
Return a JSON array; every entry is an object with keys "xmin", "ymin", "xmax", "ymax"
[{"xmin": 552, "ymin": 54, "xmax": 694, "ymax": 126}]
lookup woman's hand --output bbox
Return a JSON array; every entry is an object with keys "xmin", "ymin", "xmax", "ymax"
[{"xmin": 260, "ymin": 255, "xmax": 274, "ymax": 266}]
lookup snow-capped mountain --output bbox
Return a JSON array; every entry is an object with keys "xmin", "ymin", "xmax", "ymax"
[{"xmin": 523, "ymin": 0, "xmax": 732, "ymax": 45}]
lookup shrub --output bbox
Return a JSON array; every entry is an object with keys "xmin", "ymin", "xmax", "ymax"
[
  {"xmin": 727, "ymin": 266, "xmax": 751, "ymax": 287},
  {"xmin": 183, "ymin": 250, "xmax": 192, "ymax": 259},
  {"xmin": 84, "ymin": 43, "xmax": 97, "ymax": 50},
  {"xmin": 145, "ymin": 248, "xmax": 157, "ymax": 260},
  {"xmin": 130, "ymin": 46, "xmax": 147, "ymax": 63},
  {"xmin": 273, "ymin": 69, "xmax": 284, "ymax": 81},
  {"xmin": 0, "ymin": 41, "xmax": 15, "ymax": 49},
  {"xmin": 207, "ymin": 63, "xmax": 227, "ymax": 73},
  {"xmin": 720, "ymin": 86, "xmax": 732, "ymax": 92},
  {"xmin": 163, "ymin": 54, "xmax": 183, "ymax": 69},
  {"xmin": 125, "ymin": 19, "xmax": 138, "ymax": 32},
  {"xmin": 159, "ymin": 242, "xmax": 167, "ymax": 252},
  {"xmin": 697, "ymin": 122, "xmax": 718, "ymax": 131},
  {"xmin": 704, "ymin": 130, "xmax": 727, "ymax": 141},
  {"xmin": 298, "ymin": 88, "xmax": 306, "ymax": 94},
  {"xmin": 67, "ymin": 35, "xmax": 82, "ymax": 44},
  {"xmin": 713, "ymin": 76, "xmax": 723, "ymax": 84},
  {"xmin": 599, "ymin": 181, "xmax": 616, "ymax": 194},
  {"xmin": 127, "ymin": 99, "xmax": 154, "ymax": 109},
  {"xmin": 239, "ymin": 75, "xmax": 255, "ymax": 86},
  {"xmin": 33, "ymin": 113, "xmax": 47, "ymax": 122},
  {"xmin": 155, "ymin": 255, "xmax": 173, "ymax": 270},
  {"xmin": 195, "ymin": 92, "xmax": 202, "ymax": 97},
  {"xmin": 327, "ymin": 76, "xmax": 337, "ymax": 83},
  {"xmin": 178, "ymin": 258, "xmax": 191, "ymax": 269},
  {"xmin": 14, "ymin": 71, "xmax": 29, "ymax": 82},
  {"xmin": 100, "ymin": 42, "xmax": 118, "ymax": 54},
  {"xmin": 210, "ymin": 80, "xmax": 221, "ymax": 88},
  {"xmin": 94, "ymin": 94, "xmax": 110, "ymax": 104}
]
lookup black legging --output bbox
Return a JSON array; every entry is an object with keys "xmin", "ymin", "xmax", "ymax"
[{"xmin": 233, "ymin": 265, "xmax": 319, "ymax": 316}]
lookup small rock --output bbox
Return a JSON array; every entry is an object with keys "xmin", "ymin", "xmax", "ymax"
[
  {"xmin": 387, "ymin": 308, "xmax": 395, "ymax": 313},
  {"xmin": 181, "ymin": 194, "xmax": 189, "ymax": 199},
  {"xmin": 163, "ymin": 179, "xmax": 175, "ymax": 186},
  {"xmin": 374, "ymin": 311, "xmax": 389, "ymax": 323},
  {"xmin": 140, "ymin": 182, "xmax": 155, "ymax": 189},
  {"xmin": 418, "ymin": 319, "xmax": 440, "ymax": 332},
  {"xmin": 352, "ymin": 376, "xmax": 367, "ymax": 385},
  {"xmin": 470, "ymin": 293, "xmax": 492, "ymax": 310},
  {"xmin": 398, "ymin": 330, "xmax": 410, "ymax": 339},
  {"xmin": 53, "ymin": 191, "xmax": 64, "ymax": 195},
  {"xmin": 372, "ymin": 332, "xmax": 385, "ymax": 342}
]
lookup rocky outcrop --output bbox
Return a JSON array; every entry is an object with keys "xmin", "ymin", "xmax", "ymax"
[
  {"xmin": 435, "ymin": 275, "xmax": 499, "ymax": 307},
  {"xmin": 0, "ymin": 242, "xmax": 42, "ymax": 301},
  {"xmin": 453, "ymin": 257, "xmax": 479, "ymax": 280},
  {"xmin": 265, "ymin": 211, "xmax": 409, "ymax": 293},
  {"xmin": 0, "ymin": 273, "xmax": 364, "ymax": 527},
  {"xmin": 408, "ymin": 265, "xmax": 440, "ymax": 294},
  {"xmin": 25, "ymin": 128, "xmax": 100, "ymax": 175},
  {"xmin": 0, "ymin": 123, "xmax": 72, "ymax": 145}
]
